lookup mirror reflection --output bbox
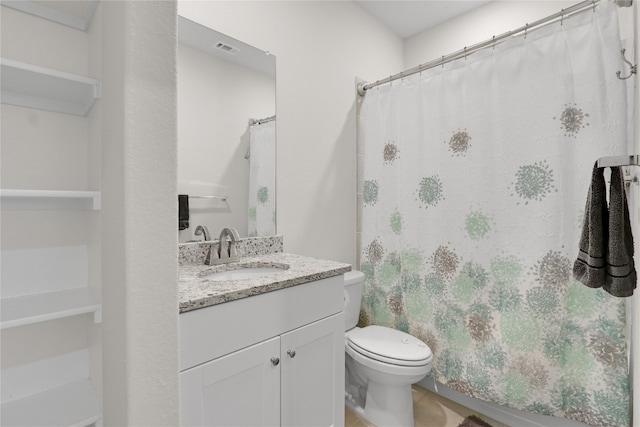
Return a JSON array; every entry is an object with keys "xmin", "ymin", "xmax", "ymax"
[{"xmin": 177, "ymin": 16, "xmax": 276, "ymax": 242}]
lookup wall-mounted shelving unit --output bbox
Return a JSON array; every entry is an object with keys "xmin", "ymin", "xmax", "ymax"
[
  {"xmin": 1, "ymin": 245, "xmax": 103, "ymax": 426},
  {"xmin": 1, "ymin": 2, "xmax": 103, "ymax": 423},
  {"xmin": 1, "ymin": 58, "xmax": 101, "ymax": 116},
  {"xmin": 1, "ymin": 350, "xmax": 101, "ymax": 427},
  {"xmin": 1, "ymin": 287, "xmax": 101, "ymax": 330},
  {"xmin": 1, "ymin": 0, "xmax": 98, "ymax": 31},
  {"xmin": 1, "ymin": 378, "xmax": 102, "ymax": 427},
  {"xmin": 1, "ymin": 245, "xmax": 101, "ymax": 330},
  {"xmin": 0, "ymin": 189, "xmax": 101, "ymax": 210}
]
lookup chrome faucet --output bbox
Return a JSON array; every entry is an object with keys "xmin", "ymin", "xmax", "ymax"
[
  {"xmin": 194, "ymin": 225, "xmax": 211, "ymax": 241},
  {"xmin": 218, "ymin": 227, "xmax": 240, "ymax": 260}
]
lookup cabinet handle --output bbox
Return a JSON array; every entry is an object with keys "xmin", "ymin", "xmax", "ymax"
[
  {"xmin": 287, "ymin": 350, "xmax": 296, "ymax": 358},
  {"xmin": 270, "ymin": 357, "xmax": 280, "ymax": 366}
]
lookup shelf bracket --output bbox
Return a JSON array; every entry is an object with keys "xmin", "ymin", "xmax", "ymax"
[{"xmin": 93, "ymin": 308, "xmax": 102, "ymax": 324}]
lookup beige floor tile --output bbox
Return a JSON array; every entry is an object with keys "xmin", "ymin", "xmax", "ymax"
[
  {"xmin": 345, "ymin": 384, "xmax": 508, "ymax": 427},
  {"xmin": 345, "ymin": 406, "xmax": 363, "ymax": 427},
  {"xmin": 414, "ymin": 386, "xmax": 508, "ymax": 427},
  {"xmin": 354, "ymin": 420, "xmax": 377, "ymax": 427},
  {"xmin": 412, "ymin": 385, "xmax": 427, "ymax": 403},
  {"xmin": 414, "ymin": 400, "xmax": 462, "ymax": 425}
]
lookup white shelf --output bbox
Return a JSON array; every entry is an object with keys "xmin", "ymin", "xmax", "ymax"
[
  {"xmin": 2, "ymin": 0, "xmax": 98, "ymax": 31},
  {"xmin": 1, "ymin": 58, "xmax": 101, "ymax": 116},
  {"xmin": 1, "ymin": 379, "xmax": 101, "ymax": 427},
  {"xmin": 1, "ymin": 189, "xmax": 101, "ymax": 210},
  {"xmin": 1, "ymin": 287, "xmax": 101, "ymax": 330}
]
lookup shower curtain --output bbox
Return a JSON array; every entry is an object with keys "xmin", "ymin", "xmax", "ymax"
[
  {"xmin": 359, "ymin": 3, "xmax": 632, "ymax": 426},
  {"xmin": 248, "ymin": 120, "xmax": 276, "ymax": 237}
]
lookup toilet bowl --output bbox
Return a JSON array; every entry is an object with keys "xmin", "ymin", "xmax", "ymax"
[{"xmin": 344, "ymin": 271, "xmax": 432, "ymax": 427}]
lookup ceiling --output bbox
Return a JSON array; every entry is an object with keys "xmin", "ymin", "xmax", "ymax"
[{"xmin": 355, "ymin": 0, "xmax": 492, "ymax": 38}]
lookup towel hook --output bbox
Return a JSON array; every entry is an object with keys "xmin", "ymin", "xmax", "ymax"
[{"xmin": 616, "ymin": 49, "xmax": 637, "ymax": 80}]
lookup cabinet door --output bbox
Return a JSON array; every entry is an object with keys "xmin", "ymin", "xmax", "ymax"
[
  {"xmin": 181, "ymin": 336, "xmax": 281, "ymax": 427},
  {"xmin": 281, "ymin": 313, "xmax": 345, "ymax": 427}
]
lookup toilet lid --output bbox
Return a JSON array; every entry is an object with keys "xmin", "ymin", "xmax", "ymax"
[{"xmin": 347, "ymin": 325, "xmax": 432, "ymax": 367}]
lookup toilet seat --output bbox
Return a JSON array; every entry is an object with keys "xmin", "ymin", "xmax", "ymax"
[{"xmin": 346, "ymin": 325, "xmax": 432, "ymax": 367}]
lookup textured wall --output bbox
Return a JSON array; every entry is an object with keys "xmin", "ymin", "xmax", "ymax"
[{"xmin": 100, "ymin": 1, "xmax": 180, "ymax": 424}]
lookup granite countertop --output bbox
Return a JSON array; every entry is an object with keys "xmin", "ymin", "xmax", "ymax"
[{"xmin": 179, "ymin": 253, "xmax": 351, "ymax": 313}]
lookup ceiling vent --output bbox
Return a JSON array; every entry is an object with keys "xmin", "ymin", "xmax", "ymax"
[{"xmin": 214, "ymin": 41, "xmax": 240, "ymax": 55}]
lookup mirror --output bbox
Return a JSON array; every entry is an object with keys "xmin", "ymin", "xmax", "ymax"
[{"xmin": 177, "ymin": 16, "xmax": 276, "ymax": 242}]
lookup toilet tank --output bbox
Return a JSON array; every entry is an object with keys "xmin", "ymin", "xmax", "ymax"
[{"xmin": 344, "ymin": 270, "xmax": 365, "ymax": 331}]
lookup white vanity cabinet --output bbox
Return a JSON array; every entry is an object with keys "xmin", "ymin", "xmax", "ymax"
[
  {"xmin": 181, "ymin": 337, "xmax": 281, "ymax": 426},
  {"xmin": 280, "ymin": 313, "xmax": 344, "ymax": 427},
  {"xmin": 180, "ymin": 274, "xmax": 345, "ymax": 427}
]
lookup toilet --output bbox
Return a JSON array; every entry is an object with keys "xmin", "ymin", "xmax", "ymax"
[{"xmin": 344, "ymin": 270, "xmax": 432, "ymax": 427}]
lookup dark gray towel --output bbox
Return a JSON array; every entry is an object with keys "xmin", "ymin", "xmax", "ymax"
[
  {"xmin": 178, "ymin": 194, "xmax": 190, "ymax": 231},
  {"xmin": 573, "ymin": 162, "xmax": 608, "ymax": 288},
  {"xmin": 604, "ymin": 167, "xmax": 636, "ymax": 297}
]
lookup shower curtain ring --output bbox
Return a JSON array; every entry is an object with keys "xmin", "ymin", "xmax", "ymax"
[
  {"xmin": 524, "ymin": 24, "xmax": 528, "ymax": 39},
  {"xmin": 492, "ymin": 35, "xmax": 496, "ymax": 50},
  {"xmin": 561, "ymin": 9, "xmax": 564, "ymax": 25},
  {"xmin": 616, "ymin": 49, "xmax": 637, "ymax": 80},
  {"xmin": 464, "ymin": 47, "xmax": 468, "ymax": 60}
]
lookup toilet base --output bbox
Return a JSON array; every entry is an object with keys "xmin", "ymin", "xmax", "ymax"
[
  {"xmin": 345, "ymin": 395, "xmax": 366, "ymax": 418},
  {"xmin": 363, "ymin": 380, "xmax": 415, "ymax": 427},
  {"xmin": 346, "ymin": 382, "xmax": 415, "ymax": 427}
]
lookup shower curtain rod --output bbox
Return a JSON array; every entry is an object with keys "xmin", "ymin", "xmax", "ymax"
[
  {"xmin": 358, "ymin": 0, "xmax": 623, "ymax": 95},
  {"xmin": 249, "ymin": 115, "xmax": 275, "ymax": 126}
]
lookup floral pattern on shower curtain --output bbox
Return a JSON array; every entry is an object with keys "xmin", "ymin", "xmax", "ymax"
[
  {"xmin": 248, "ymin": 120, "xmax": 276, "ymax": 236},
  {"xmin": 358, "ymin": 3, "xmax": 632, "ymax": 426}
]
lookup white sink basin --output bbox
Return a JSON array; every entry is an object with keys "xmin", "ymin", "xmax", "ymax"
[{"xmin": 201, "ymin": 264, "xmax": 288, "ymax": 281}]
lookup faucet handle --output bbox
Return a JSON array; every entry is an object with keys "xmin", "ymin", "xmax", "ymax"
[
  {"xmin": 205, "ymin": 242, "xmax": 219, "ymax": 265},
  {"xmin": 229, "ymin": 241, "xmax": 238, "ymax": 258}
]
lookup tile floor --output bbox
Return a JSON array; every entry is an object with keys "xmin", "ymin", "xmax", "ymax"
[{"xmin": 345, "ymin": 385, "xmax": 509, "ymax": 427}]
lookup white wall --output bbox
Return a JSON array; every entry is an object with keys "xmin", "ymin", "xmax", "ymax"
[
  {"xmin": 178, "ymin": 0, "xmax": 403, "ymax": 266},
  {"xmin": 100, "ymin": 1, "xmax": 179, "ymax": 424},
  {"xmin": 177, "ymin": 44, "xmax": 275, "ymax": 241},
  {"xmin": 404, "ymin": 1, "xmax": 579, "ymax": 70}
]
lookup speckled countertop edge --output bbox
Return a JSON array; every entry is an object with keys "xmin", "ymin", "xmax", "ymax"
[{"xmin": 179, "ymin": 252, "xmax": 352, "ymax": 313}]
